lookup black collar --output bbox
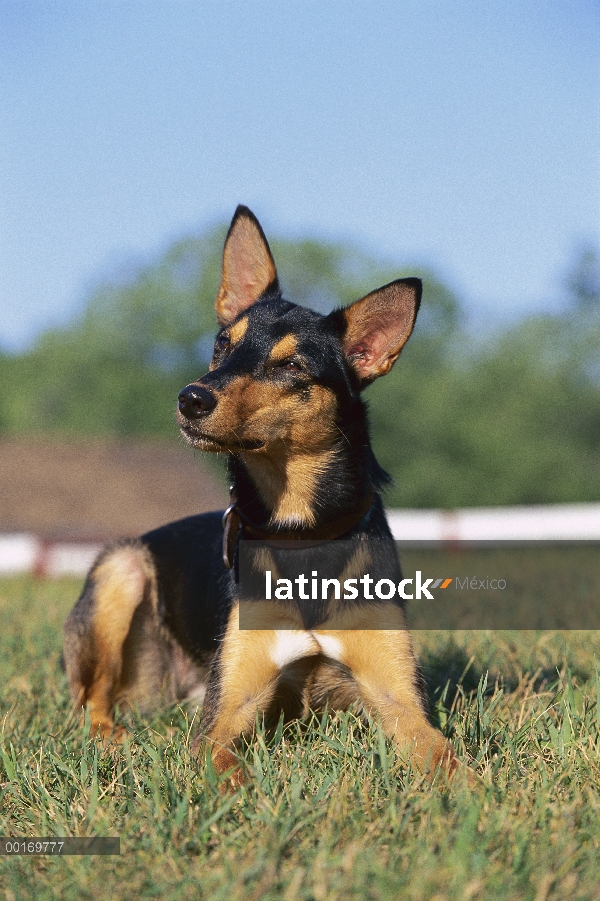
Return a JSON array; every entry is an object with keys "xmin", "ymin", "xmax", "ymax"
[{"xmin": 221, "ymin": 484, "xmax": 376, "ymax": 569}]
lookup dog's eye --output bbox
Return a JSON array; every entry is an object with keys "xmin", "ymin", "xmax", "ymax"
[
  {"xmin": 280, "ymin": 360, "xmax": 301, "ymax": 372},
  {"xmin": 217, "ymin": 335, "xmax": 230, "ymax": 350}
]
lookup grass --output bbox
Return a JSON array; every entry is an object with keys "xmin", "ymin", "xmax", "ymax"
[{"xmin": 1, "ymin": 574, "xmax": 600, "ymax": 900}]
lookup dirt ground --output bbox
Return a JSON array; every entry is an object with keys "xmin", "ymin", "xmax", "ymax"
[{"xmin": 0, "ymin": 435, "xmax": 228, "ymax": 539}]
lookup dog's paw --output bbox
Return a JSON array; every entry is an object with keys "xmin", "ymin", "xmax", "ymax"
[
  {"xmin": 91, "ymin": 720, "xmax": 128, "ymax": 744},
  {"xmin": 432, "ymin": 758, "xmax": 483, "ymax": 791},
  {"xmin": 212, "ymin": 747, "xmax": 247, "ymax": 794}
]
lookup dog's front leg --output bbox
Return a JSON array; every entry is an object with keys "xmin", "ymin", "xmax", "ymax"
[
  {"xmin": 320, "ymin": 627, "xmax": 461, "ymax": 782},
  {"xmin": 194, "ymin": 607, "xmax": 318, "ymax": 786},
  {"xmin": 198, "ymin": 642, "xmax": 279, "ymax": 786}
]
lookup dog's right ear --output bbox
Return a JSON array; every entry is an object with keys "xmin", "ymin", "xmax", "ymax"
[
  {"xmin": 215, "ymin": 206, "xmax": 279, "ymax": 326},
  {"xmin": 332, "ymin": 277, "xmax": 422, "ymax": 387}
]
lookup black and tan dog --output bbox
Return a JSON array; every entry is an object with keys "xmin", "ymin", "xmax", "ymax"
[{"xmin": 64, "ymin": 206, "xmax": 462, "ymax": 784}]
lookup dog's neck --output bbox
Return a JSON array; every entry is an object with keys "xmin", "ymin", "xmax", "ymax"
[
  {"xmin": 237, "ymin": 444, "xmax": 341, "ymax": 528},
  {"xmin": 229, "ymin": 408, "xmax": 387, "ymax": 532}
]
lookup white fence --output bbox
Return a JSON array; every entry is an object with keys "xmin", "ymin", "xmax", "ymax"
[
  {"xmin": 387, "ymin": 503, "xmax": 600, "ymax": 543},
  {"xmin": 0, "ymin": 535, "xmax": 102, "ymax": 578},
  {"xmin": 0, "ymin": 503, "xmax": 599, "ymax": 577}
]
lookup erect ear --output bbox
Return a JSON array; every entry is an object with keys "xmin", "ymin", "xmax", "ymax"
[
  {"xmin": 215, "ymin": 205, "xmax": 279, "ymax": 326},
  {"xmin": 337, "ymin": 278, "xmax": 422, "ymax": 386}
]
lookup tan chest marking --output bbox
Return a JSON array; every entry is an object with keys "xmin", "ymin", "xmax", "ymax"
[
  {"xmin": 242, "ymin": 446, "xmax": 337, "ymax": 527},
  {"xmin": 270, "ymin": 448, "xmax": 339, "ymax": 527}
]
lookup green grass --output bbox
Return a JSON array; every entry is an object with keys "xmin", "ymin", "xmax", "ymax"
[{"xmin": 1, "ymin": 575, "xmax": 600, "ymax": 900}]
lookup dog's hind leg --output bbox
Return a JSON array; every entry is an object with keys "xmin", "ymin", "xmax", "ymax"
[{"xmin": 63, "ymin": 542, "xmax": 157, "ymax": 738}]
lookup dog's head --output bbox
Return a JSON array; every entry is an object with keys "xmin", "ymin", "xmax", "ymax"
[{"xmin": 177, "ymin": 205, "xmax": 421, "ymax": 457}]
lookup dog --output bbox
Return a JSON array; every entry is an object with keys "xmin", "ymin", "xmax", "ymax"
[{"xmin": 64, "ymin": 205, "xmax": 462, "ymax": 785}]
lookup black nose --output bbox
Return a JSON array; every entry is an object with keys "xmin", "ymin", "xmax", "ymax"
[{"xmin": 178, "ymin": 384, "xmax": 217, "ymax": 418}]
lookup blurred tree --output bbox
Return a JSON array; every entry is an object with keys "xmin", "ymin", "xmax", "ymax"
[
  {"xmin": 369, "ymin": 311, "xmax": 600, "ymax": 507},
  {"xmin": 370, "ymin": 244, "xmax": 600, "ymax": 506},
  {"xmin": 0, "ymin": 228, "xmax": 598, "ymax": 507}
]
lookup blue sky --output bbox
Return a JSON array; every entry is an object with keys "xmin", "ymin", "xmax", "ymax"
[{"xmin": 1, "ymin": 1, "xmax": 598, "ymax": 350}]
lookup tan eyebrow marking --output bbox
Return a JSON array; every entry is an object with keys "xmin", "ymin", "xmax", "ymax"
[
  {"xmin": 229, "ymin": 316, "xmax": 249, "ymax": 345},
  {"xmin": 267, "ymin": 333, "xmax": 298, "ymax": 363}
]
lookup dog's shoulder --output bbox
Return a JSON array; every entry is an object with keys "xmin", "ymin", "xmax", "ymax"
[
  {"xmin": 142, "ymin": 510, "xmax": 225, "ymax": 554},
  {"xmin": 141, "ymin": 511, "xmax": 232, "ymax": 654}
]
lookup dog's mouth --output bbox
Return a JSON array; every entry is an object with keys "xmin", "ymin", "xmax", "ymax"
[{"xmin": 179, "ymin": 423, "xmax": 265, "ymax": 453}]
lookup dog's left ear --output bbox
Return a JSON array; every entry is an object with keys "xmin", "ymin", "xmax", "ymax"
[
  {"xmin": 215, "ymin": 206, "xmax": 279, "ymax": 326},
  {"xmin": 334, "ymin": 278, "xmax": 422, "ymax": 386}
]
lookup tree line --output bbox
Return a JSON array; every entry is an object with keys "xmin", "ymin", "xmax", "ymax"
[{"xmin": 1, "ymin": 226, "xmax": 598, "ymax": 508}]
